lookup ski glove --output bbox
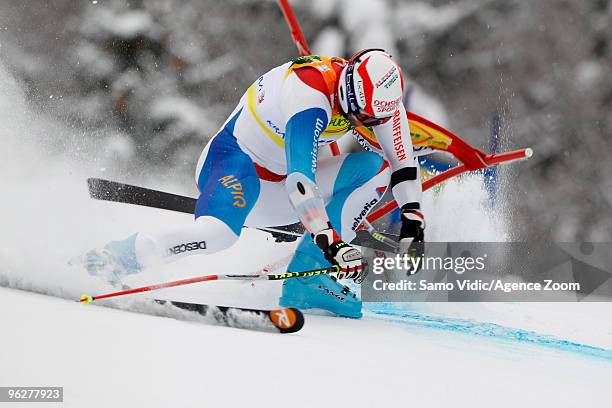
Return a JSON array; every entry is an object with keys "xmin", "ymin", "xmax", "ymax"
[
  {"xmin": 313, "ymin": 227, "xmax": 364, "ymax": 283},
  {"xmin": 399, "ymin": 204, "xmax": 425, "ymax": 275}
]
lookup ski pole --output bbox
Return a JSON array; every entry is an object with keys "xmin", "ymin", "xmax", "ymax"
[
  {"xmin": 362, "ymin": 219, "xmax": 400, "ymax": 251},
  {"xmin": 79, "ymin": 265, "xmax": 340, "ymax": 304}
]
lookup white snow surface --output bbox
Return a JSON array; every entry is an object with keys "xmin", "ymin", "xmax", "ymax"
[
  {"xmin": 1, "ymin": 63, "xmax": 612, "ymax": 407},
  {"xmin": 2, "ymin": 285, "xmax": 612, "ymax": 408}
]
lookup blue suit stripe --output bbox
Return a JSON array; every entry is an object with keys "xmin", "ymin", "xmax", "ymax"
[{"xmin": 285, "ymin": 108, "xmax": 329, "ymax": 182}]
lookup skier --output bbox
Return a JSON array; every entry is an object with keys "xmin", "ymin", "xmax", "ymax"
[{"xmin": 85, "ymin": 49, "xmax": 425, "ymax": 318}]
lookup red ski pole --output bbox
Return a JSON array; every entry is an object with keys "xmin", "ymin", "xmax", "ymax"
[{"xmin": 79, "ymin": 265, "xmax": 340, "ymax": 304}]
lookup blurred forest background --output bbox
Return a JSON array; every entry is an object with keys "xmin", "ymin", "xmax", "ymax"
[{"xmin": 0, "ymin": 0, "xmax": 610, "ymax": 241}]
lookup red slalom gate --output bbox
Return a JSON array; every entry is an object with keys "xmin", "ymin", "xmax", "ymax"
[
  {"xmin": 277, "ymin": 0, "xmax": 311, "ymax": 56},
  {"xmin": 364, "ymin": 148, "xmax": 533, "ymax": 225},
  {"xmin": 277, "ymin": 0, "xmax": 342, "ymax": 158},
  {"xmin": 275, "ymin": 1, "xmax": 533, "ymax": 226}
]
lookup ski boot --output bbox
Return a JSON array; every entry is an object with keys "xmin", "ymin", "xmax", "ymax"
[
  {"xmin": 80, "ymin": 234, "xmax": 141, "ymax": 287},
  {"xmin": 279, "ymin": 251, "xmax": 362, "ymax": 318}
]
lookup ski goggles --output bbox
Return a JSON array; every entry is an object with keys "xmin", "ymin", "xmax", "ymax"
[{"xmin": 343, "ymin": 48, "xmax": 393, "ymax": 128}]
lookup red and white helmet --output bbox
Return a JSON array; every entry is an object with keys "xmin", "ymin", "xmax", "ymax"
[{"xmin": 337, "ymin": 49, "xmax": 404, "ymax": 127}]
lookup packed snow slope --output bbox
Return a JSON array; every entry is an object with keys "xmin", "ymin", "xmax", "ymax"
[
  {"xmin": 1, "ymin": 285, "xmax": 611, "ymax": 408},
  {"xmin": 1, "ymin": 63, "xmax": 612, "ymax": 407}
]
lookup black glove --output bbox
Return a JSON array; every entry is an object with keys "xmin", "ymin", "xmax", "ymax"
[
  {"xmin": 313, "ymin": 227, "xmax": 364, "ymax": 283},
  {"xmin": 399, "ymin": 203, "xmax": 425, "ymax": 275}
]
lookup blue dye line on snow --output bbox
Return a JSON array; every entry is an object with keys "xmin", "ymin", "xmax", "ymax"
[{"xmin": 364, "ymin": 303, "xmax": 612, "ymax": 362}]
